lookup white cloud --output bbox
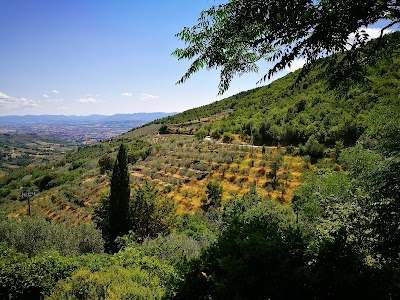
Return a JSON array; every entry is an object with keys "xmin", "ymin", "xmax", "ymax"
[
  {"xmin": 78, "ymin": 97, "xmax": 97, "ymax": 103},
  {"xmin": 347, "ymin": 27, "xmax": 393, "ymax": 49},
  {"xmin": 43, "ymin": 94, "xmax": 49, "ymax": 98},
  {"xmin": 53, "ymin": 89, "xmax": 60, "ymax": 94},
  {"xmin": 139, "ymin": 93, "xmax": 160, "ymax": 101},
  {"xmin": 285, "ymin": 58, "xmax": 306, "ymax": 72},
  {"xmin": 0, "ymin": 92, "xmax": 12, "ymax": 100},
  {"xmin": 121, "ymin": 92, "xmax": 133, "ymax": 97},
  {"xmin": 46, "ymin": 98, "xmax": 64, "ymax": 103},
  {"xmin": 0, "ymin": 91, "xmax": 39, "ymax": 111},
  {"xmin": 58, "ymin": 106, "xmax": 69, "ymax": 110}
]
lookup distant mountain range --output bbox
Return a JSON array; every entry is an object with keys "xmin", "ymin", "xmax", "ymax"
[{"xmin": 0, "ymin": 113, "xmax": 178, "ymax": 124}]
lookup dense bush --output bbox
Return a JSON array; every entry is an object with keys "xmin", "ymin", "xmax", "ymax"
[
  {"xmin": 0, "ymin": 244, "xmax": 78, "ymax": 300},
  {"xmin": 159, "ymin": 124, "xmax": 170, "ymax": 134},
  {"xmin": 299, "ymin": 135, "xmax": 325, "ymax": 161},
  {"xmin": 47, "ymin": 266, "xmax": 165, "ymax": 300},
  {"xmin": 98, "ymin": 154, "xmax": 114, "ymax": 174},
  {"xmin": 0, "ymin": 217, "xmax": 104, "ymax": 256},
  {"xmin": 168, "ymin": 200, "xmax": 399, "ymax": 299},
  {"xmin": 35, "ymin": 173, "xmax": 58, "ymax": 191},
  {"xmin": 194, "ymin": 128, "xmax": 208, "ymax": 139},
  {"xmin": 130, "ymin": 182, "xmax": 178, "ymax": 240},
  {"xmin": 222, "ymin": 131, "xmax": 233, "ymax": 143}
]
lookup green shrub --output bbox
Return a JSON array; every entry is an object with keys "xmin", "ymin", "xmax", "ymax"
[
  {"xmin": 210, "ymin": 127, "xmax": 223, "ymax": 139},
  {"xmin": 35, "ymin": 173, "xmax": 58, "ymax": 191},
  {"xmin": 159, "ymin": 124, "xmax": 170, "ymax": 134},
  {"xmin": 222, "ymin": 132, "xmax": 233, "ymax": 143},
  {"xmin": 98, "ymin": 154, "xmax": 114, "ymax": 174},
  {"xmin": 0, "ymin": 245, "xmax": 78, "ymax": 299},
  {"xmin": 48, "ymin": 266, "xmax": 165, "ymax": 300},
  {"xmin": 0, "ymin": 217, "xmax": 104, "ymax": 256},
  {"xmin": 286, "ymin": 145, "xmax": 295, "ymax": 154},
  {"xmin": 299, "ymin": 135, "xmax": 325, "ymax": 161},
  {"xmin": 194, "ymin": 128, "xmax": 208, "ymax": 139},
  {"xmin": 68, "ymin": 160, "xmax": 85, "ymax": 171}
]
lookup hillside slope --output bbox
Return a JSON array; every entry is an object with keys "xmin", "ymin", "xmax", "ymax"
[{"xmin": 155, "ymin": 32, "xmax": 400, "ymax": 146}]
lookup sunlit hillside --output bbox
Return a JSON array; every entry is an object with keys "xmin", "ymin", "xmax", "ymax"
[{"xmin": 4, "ymin": 124, "xmax": 314, "ymax": 222}]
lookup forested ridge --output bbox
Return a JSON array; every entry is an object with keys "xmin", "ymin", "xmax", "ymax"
[{"xmin": 156, "ymin": 32, "xmax": 400, "ymax": 146}]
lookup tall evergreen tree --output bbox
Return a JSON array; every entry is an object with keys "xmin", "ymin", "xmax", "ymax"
[{"xmin": 108, "ymin": 143, "xmax": 131, "ymax": 252}]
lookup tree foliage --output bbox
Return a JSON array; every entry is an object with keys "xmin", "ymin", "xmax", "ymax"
[
  {"xmin": 0, "ymin": 245, "xmax": 78, "ymax": 300},
  {"xmin": 48, "ymin": 266, "xmax": 165, "ymax": 300},
  {"xmin": 173, "ymin": 0, "xmax": 400, "ymax": 94},
  {"xmin": 130, "ymin": 182, "xmax": 177, "ymax": 240},
  {"xmin": 94, "ymin": 144, "xmax": 131, "ymax": 253},
  {"xmin": 169, "ymin": 201, "xmax": 398, "ymax": 299},
  {"xmin": 268, "ymin": 152, "xmax": 283, "ymax": 190},
  {"xmin": 98, "ymin": 154, "xmax": 114, "ymax": 175},
  {"xmin": 203, "ymin": 181, "xmax": 223, "ymax": 210}
]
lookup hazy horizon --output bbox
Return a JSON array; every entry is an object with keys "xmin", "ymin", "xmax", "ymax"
[{"xmin": 0, "ymin": 112, "xmax": 178, "ymax": 118}]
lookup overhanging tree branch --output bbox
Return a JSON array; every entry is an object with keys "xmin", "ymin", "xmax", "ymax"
[{"xmin": 173, "ymin": 0, "xmax": 400, "ymax": 94}]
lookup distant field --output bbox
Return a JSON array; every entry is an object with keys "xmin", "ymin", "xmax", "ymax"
[{"xmin": 0, "ymin": 133, "xmax": 77, "ymax": 175}]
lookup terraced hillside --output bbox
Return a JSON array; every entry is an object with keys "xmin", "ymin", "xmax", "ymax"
[{"xmin": 1, "ymin": 122, "xmax": 316, "ymax": 222}]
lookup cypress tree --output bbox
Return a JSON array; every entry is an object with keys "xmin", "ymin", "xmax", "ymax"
[{"xmin": 108, "ymin": 143, "xmax": 130, "ymax": 252}]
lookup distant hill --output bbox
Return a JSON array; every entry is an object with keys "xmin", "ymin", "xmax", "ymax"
[{"xmin": 0, "ymin": 112, "xmax": 177, "ymax": 124}]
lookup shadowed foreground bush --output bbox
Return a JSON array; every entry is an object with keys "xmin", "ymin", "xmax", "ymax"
[
  {"xmin": 0, "ymin": 217, "xmax": 104, "ymax": 256},
  {"xmin": 0, "ymin": 245, "xmax": 78, "ymax": 300}
]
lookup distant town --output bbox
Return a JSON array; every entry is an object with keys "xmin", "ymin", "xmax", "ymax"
[
  {"xmin": 0, "ymin": 113, "xmax": 175, "ymax": 144},
  {"xmin": 0, "ymin": 120, "xmax": 145, "ymax": 144}
]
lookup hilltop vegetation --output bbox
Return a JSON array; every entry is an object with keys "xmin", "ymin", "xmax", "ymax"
[{"xmin": 156, "ymin": 32, "xmax": 400, "ymax": 147}]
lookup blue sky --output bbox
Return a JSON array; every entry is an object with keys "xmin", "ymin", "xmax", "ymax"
[{"xmin": 0, "ymin": 0, "xmax": 396, "ymax": 116}]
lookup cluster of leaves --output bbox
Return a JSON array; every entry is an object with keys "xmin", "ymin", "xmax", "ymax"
[
  {"xmin": 169, "ymin": 200, "xmax": 398, "ymax": 299},
  {"xmin": 126, "ymin": 140, "xmax": 152, "ymax": 164},
  {"xmin": 173, "ymin": 0, "xmax": 400, "ymax": 94},
  {"xmin": 0, "ymin": 245, "xmax": 79, "ymax": 300},
  {"xmin": 0, "ymin": 241, "xmax": 173, "ymax": 300},
  {"xmin": 202, "ymin": 181, "xmax": 223, "ymax": 210},
  {"xmin": 48, "ymin": 266, "xmax": 165, "ymax": 300}
]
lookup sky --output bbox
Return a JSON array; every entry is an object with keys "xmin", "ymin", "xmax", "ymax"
[{"xmin": 0, "ymin": 0, "xmax": 396, "ymax": 116}]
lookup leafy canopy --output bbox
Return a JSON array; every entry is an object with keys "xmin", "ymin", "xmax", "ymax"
[{"xmin": 173, "ymin": 0, "xmax": 400, "ymax": 94}]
